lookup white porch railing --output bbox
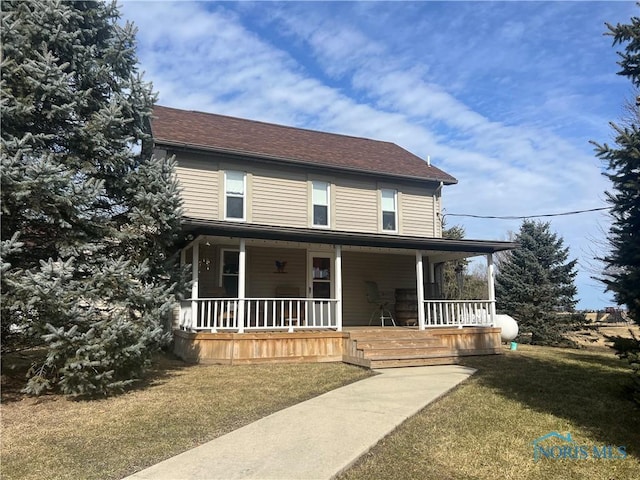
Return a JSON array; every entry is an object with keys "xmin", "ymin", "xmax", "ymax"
[
  {"xmin": 423, "ymin": 300, "xmax": 495, "ymax": 327},
  {"xmin": 180, "ymin": 298, "xmax": 339, "ymax": 332}
]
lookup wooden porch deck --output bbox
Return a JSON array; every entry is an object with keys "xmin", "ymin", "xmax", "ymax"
[
  {"xmin": 173, "ymin": 326, "xmax": 502, "ymax": 368},
  {"xmin": 343, "ymin": 326, "xmax": 502, "ymax": 368}
]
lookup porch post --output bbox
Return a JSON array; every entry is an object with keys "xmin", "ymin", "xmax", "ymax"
[
  {"xmin": 191, "ymin": 240, "xmax": 199, "ymax": 331},
  {"xmin": 238, "ymin": 238, "xmax": 246, "ymax": 333},
  {"xmin": 416, "ymin": 251, "xmax": 426, "ymax": 330},
  {"xmin": 334, "ymin": 244, "xmax": 343, "ymax": 332},
  {"xmin": 487, "ymin": 253, "xmax": 496, "ymax": 325}
]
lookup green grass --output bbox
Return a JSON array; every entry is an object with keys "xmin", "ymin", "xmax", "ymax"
[
  {"xmin": 339, "ymin": 345, "xmax": 640, "ymax": 480},
  {"xmin": 0, "ymin": 354, "xmax": 372, "ymax": 480}
]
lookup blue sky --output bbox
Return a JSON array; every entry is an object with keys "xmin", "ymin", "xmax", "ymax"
[{"xmin": 120, "ymin": 1, "xmax": 637, "ymax": 310}]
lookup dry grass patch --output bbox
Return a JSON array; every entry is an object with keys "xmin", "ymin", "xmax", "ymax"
[
  {"xmin": 340, "ymin": 345, "xmax": 640, "ymax": 480},
  {"xmin": 1, "ymin": 354, "xmax": 372, "ymax": 480}
]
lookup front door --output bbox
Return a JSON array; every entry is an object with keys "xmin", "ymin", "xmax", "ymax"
[{"xmin": 308, "ymin": 252, "xmax": 333, "ymax": 326}]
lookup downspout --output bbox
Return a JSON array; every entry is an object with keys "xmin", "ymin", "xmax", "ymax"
[
  {"xmin": 335, "ymin": 245, "xmax": 343, "ymax": 332},
  {"xmin": 432, "ymin": 181, "xmax": 443, "ymax": 237}
]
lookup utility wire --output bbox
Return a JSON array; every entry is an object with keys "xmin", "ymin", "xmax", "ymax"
[{"xmin": 443, "ymin": 206, "xmax": 610, "ymax": 220}]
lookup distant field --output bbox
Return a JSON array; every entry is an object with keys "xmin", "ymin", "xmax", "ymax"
[{"xmin": 567, "ymin": 323, "xmax": 640, "ymax": 350}]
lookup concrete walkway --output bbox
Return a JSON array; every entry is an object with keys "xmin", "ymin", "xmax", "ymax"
[{"xmin": 125, "ymin": 365, "xmax": 476, "ymax": 480}]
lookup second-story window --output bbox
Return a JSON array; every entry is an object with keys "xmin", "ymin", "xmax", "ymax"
[
  {"xmin": 381, "ymin": 188, "xmax": 397, "ymax": 232},
  {"xmin": 312, "ymin": 181, "xmax": 329, "ymax": 227},
  {"xmin": 225, "ymin": 171, "xmax": 245, "ymax": 220}
]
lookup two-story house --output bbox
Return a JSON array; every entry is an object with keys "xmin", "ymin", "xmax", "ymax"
[{"xmin": 151, "ymin": 106, "xmax": 515, "ymax": 367}]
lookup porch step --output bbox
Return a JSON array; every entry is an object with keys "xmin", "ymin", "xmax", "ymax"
[
  {"xmin": 345, "ymin": 327, "xmax": 501, "ymax": 369},
  {"xmin": 362, "ymin": 346, "xmax": 453, "ymax": 360},
  {"xmin": 354, "ymin": 339, "xmax": 441, "ymax": 349},
  {"xmin": 348, "ymin": 329, "xmax": 438, "ymax": 341},
  {"xmin": 348, "ymin": 329, "xmax": 461, "ymax": 368},
  {"xmin": 370, "ymin": 357, "xmax": 461, "ymax": 368}
]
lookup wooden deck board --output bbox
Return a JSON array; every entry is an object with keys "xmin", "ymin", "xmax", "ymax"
[{"xmin": 173, "ymin": 326, "xmax": 502, "ymax": 367}]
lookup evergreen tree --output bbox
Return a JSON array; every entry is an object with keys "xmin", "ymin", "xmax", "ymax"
[
  {"xmin": 1, "ymin": 0, "xmax": 185, "ymax": 396},
  {"xmin": 495, "ymin": 220, "xmax": 580, "ymax": 345},
  {"xmin": 592, "ymin": 8, "xmax": 640, "ymax": 405},
  {"xmin": 592, "ymin": 11, "xmax": 640, "ymax": 324}
]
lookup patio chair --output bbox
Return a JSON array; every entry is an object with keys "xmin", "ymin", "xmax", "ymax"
[{"xmin": 365, "ymin": 281, "xmax": 396, "ymax": 327}]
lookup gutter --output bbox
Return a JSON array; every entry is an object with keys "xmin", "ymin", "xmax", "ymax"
[{"xmin": 180, "ymin": 217, "xmax": 518, "ymax": 254}]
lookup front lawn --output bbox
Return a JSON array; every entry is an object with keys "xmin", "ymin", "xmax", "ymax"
[
  {"xmin": 0, "ymin": 355, "xmax": 372, "ymax": 480},
  {"xmin": 340, "ymin": 344, "xmax": 640, "ymax": 480},
  {"xmin": 4, "ymin": 344, "xmax": 639, "ymax": 480}
]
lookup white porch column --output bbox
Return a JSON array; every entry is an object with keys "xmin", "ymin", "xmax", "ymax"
[
  {"xmin": 191, "ymin": 241, "xmax": 199, "ymax": 330},
  {"xmin": 177, "ymin": 249, "xmax": 186, "ymax": 331},
  {"xmin": 416, "ymin": 251, "xmax": 426, "ymax": 330},
  {"xmin": 334, "ymin": 245, "xmax": 343, "ymax": 332},
  {"xmin": 237, "ymin": 238, "xmax": 246, "ymax": 333},
  {"xmin": 487, "ymin": 253, "xmax": 496, "ymax": 325},
  {"xmin": 428, "ymin": 261, "xmax": 436, "ymax": 284}
]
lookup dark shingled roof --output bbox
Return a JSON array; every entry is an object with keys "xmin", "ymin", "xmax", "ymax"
[{"xmin": 151, "ymin": 106, "xmax": 457, "ymax": 185}]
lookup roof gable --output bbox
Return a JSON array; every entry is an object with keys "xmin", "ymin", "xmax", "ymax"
[{"xmin": 151, "ymin": 106, "xmax": 457, "ymax": 184}]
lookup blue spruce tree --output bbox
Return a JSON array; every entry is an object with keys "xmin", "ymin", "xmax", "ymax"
[
  {"xmin": 592, "ymin": 9, "xmax": 640, "ymax": 404},
  {"xmin": 1, "ymin": 0, "xmax": 186, "ymax": 396},
  {"xmin": 592, "ymin": 13, "xmax": 640, "ymax": 325}
]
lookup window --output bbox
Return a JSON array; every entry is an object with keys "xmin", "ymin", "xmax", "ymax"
[
  {"xmin": 381, "ymin": 188, "xmax": 397, "ymax": 232},
  {"xmin": 312, "ymin": 181, "xmax": 329, "ymax": 227},
  {"xmin": 225, "ymin": 171, "xmax": 245, "ymax": 220}
]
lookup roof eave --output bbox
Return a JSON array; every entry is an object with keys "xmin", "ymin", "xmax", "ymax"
[
  {"xmin": 153, "ymin": 138, "xmax": 458, "ymax": 186},
  {"xmin": 180, "ymin": 218, "xmax": 516, "ymax": 254}
]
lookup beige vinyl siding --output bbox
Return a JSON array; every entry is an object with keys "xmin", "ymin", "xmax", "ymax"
[
  {"xmin": 401, "ymin": 185, "xmax": 436, "ymax": 237},
  {"xmin": 172, "ymin": 150, "xmax": 442, "ymax": 236},
  {"xmin": 251, "ymin": 167, "xmax": 308, "ymax": 227},
  {"xmin": 175, "ymin": 154, "xmax": 219, "ymax": 220},
  {"xmin": 334, "ymin": 179, "xmax": 378, "ymax": 233},
  {"xmin": 246, "ymin": 247, "xmax": 307, "ymax": 298},
  {"xmin": 341, "ymin": 251, "xmax": 416, "ymax": 326}
]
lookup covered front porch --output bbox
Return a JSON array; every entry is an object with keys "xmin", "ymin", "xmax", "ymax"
[{"xmin": 173, "ymin": 219, "xmax": 514, "ymax": 366}]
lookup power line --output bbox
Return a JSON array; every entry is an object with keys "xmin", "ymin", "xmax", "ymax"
[{"xmin": 443, "ymin": 206, "xmax": 610, "ymax": 220}]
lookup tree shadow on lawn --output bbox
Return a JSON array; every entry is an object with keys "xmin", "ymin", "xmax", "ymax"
[
  {"xmin": 460, "ymin": 348, "xmax": 640, "ymax": 454},
  {"xmin": 0, "ymin": 349, "xmax": 195, "ymax": 404}
]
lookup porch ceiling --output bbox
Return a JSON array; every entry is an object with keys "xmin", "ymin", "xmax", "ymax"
[{"xmin": 182, "ymin": 218, "xmax": 516, "ymax": 255}]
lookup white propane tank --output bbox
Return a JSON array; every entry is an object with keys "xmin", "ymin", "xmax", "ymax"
[{"xmin": 494, "ymin": 314, "xmax": 518, "ymax": 342}]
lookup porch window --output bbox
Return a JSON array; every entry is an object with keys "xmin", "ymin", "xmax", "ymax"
[
  {"xmin": 381, "ymin": 188, "xmax": 397, "ymax": 232},
  {"xmin": 225, "ymin": 171, "xmax": 245, "ymax": 220},
  {"xmin": 220, "ymin": 249, "xmax": 240, "ymax": 297},
  {"xmin": 312, "ymin": 181, "xmax": 329, "ymax": 227}
]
